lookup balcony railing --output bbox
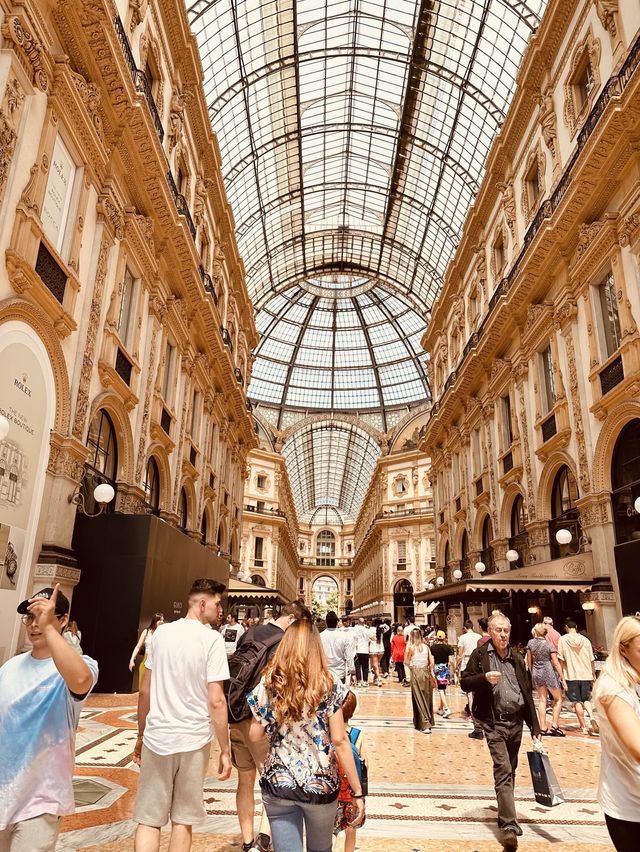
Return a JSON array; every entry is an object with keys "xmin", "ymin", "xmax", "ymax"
[
  {"xmin": 430, "ymin": 32, "xmax": 640, "ymax": 418},
  {"xmin": 166, "ymin": 170, "xmax": 196, "ymax": 239},
  {"xmin": 376, "ymin": 505, "xmax": 433, "ymax": 520},
  {"xmin": 599, "ymin": 355, "xmax": 624, "ymax": 396},
  {"xmin": 114, "ymin": 16, "xmax": 164, "ymax": 143},
  {"xmin": 541, "ymin": 413, "xmax": 557, "ymax": 442},
  {"xmin": 220, "ymin": 326, "xmax": 234, "ymax": 352},
  {"xmin": 480, "ymin": 546, "xmax": 497, "ymax": 575},
  {"xmin": 199, "ymin": 265, "xmax": 219, "ymax": 306},
  {"xmin": 508, "ymin": 532, "xmax": 531, "ymax": 569},
  {"xmin": 549, "ymin": 514, "xmax": 585, "ymax": 559},
  {"xmin": 243, "ymin": 504, "xmax": 286, "ymax": 517}
]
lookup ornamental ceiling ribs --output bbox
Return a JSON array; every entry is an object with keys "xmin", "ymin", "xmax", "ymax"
[{"xmin": 187, "ymin": 0, "xmax": 547, "ymax": 520}]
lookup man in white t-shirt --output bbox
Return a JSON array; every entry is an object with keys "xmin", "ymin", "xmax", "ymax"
[
  {"xmin": 223, "ymin": 612, "xmax": 245, "ymax": 657},
  {"xmin": 352, "ymin": 618, "xmax": 371, "ymax": 687},
  {"xmin": 457, "ymin": 620, "xmax": 481, "ymax": 727},
  {"xmin": 133, "ymin": 578, "xmax": 231, "ymax": 852},
  {"xmin": 0, "ymin": 585, "xmax": 98, "ymax": 852}
]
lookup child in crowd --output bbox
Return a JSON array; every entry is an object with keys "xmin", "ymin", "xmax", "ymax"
[
  {"xmin": 334, "ymin": 691, "xmax": 367, "ymax": 852},
  {"xmin": 391, "ymin": 625, "xmax": 409, "ymax": 686}
]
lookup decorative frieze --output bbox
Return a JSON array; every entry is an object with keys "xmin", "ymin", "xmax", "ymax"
[{"xmin": 1, "ymin": 15, "xmax": 49, "ymax": 92}]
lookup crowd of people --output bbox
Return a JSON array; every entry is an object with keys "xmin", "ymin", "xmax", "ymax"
[{"xmin": 0, "ymin": 583, "xmax": 639, "ymax": 852}]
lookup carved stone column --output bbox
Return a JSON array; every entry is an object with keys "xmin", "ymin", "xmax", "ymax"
[
  {"xmin": 35, "ymin": 432, "xmax": 89, "ymax": 600},
  {"xmin": 526, "ymin": 520, "xmax": 550, "ymax": 564},
  {"xmin": 492, "ymin": 537, "xmax": 509, "ymax": 573}
]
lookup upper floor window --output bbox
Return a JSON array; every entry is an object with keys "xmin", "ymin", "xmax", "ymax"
[
  {"xmin": 41, "ymin": 135, "xmax": 80, "ymax": 259},
  {"xmin": 596, "ymin": 272, "xmax": 622, "ymax": 359},
  {"xmin": 162, "ymin": 341, "xmax": 176, "ymax": 407},
  {"xmin": 254, "ymin": 536, "xmax": 264, "ymax": 566},
  {"xmin": 501, "ymin": 394, "xmax": 514, "ymax": 448},
  {"xmin": 178, "ymin": 487, "xmax": 188, "ymax": 530},
  {"xmin": 539, "ymin": 345, "xmax": 556, "ymax": 413},
  {"xmin": 316, "ymin": 529, "xmax": 336, "ymax": 566},
  {"xmin": 117, "ymin": 267, "xmax": 136, "ymax": 349},
  {"xmin": 397, "ymin": 540, "xmax": 407, "ymax": 567},
  {"xmin": 86, "ymin": 409, "xmax": 118, "ymax": 482},
  {"xmin": 190, "ymin": 389, "xmax": 201, "ymax": 439},
  {"xmin": 256, "ymin": 474, "xmax": 267, "ymax": 490},
  {"xmin": 493, "ymin": 231, "xmax": 506, "ymax": 278},
  {"xmin": 471, "ymin": 428, "xmax": 483, "ymax": 476},
  {"xmin": 525, "ymin": 158, "xmax": 541, "ymax": 207},
  {"xmin": 575, "ymin": 55, "xmax": 595, "ymax": 111},
  {"xmin": 144, "ymin": 456, "xmax": 160, "ymax": 513}
]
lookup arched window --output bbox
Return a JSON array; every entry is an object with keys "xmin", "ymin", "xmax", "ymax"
[
  {"xmin": 511, "ymin": 495, "xmax": 526, "ymax": 535},
  {"xmin": 481, "ymin": 516, "xmax": 495, "ymax": 573},
  {"xmin": 550, "ymin": 466, "xmax": 581, "ymax": 558},
  {"xmin": 316, "ymin": 529, "xmax": 336, "ymax": 566},
  {"xmin": 508, "ymin": 494, "xmax": 528, "ymax": 567},
  {"xmin": 217, "ymin": 523, "xmax": 226, "ymax": 553},
  {"xmin": 200, "ymin": 510, "xmax": 208, "ymax": 545},
  {"xmin": 83, "ymin": 409, "xmax": 118, "ymax": 513},
  {"xmin": 250, "ymin": 574, "xmax": 266, "ymax": 587},
  {"xmin": 443, "ymin": 540, "xmax": 450, "ymax": 583},
  {"xmin": 611, "ymin": 419, "xmax": 640, "ymax": 545},
  {"xmin": 144, "ymin": 456, "xmax": 160, "ymax": 514},
  {"xmin": 178, "ymin": 488, "xmax": 188, "ymax": 530},
  {"xmin": 87, "ymin": 410, "xmax": 118, "ymax": 481}
]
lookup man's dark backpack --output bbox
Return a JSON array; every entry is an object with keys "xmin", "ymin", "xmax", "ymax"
[{"xmin": 225, "ymin": 632, "xmax": 282, "ymax": 723}]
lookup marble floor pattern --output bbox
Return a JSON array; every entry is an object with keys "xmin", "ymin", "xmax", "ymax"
[{"xmin": 59, "ymin": 683, "xmax": 614, "ymax": 851}]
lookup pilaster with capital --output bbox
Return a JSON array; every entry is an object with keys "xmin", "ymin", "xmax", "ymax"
[
  {"xmin": 39, "ymin": 433, "xmax": 90, "ymax": 564},
  {"xmin": 514, "ymin": 362, "xmax": 536, "ymax": 521},
  {"xmin": 557, "ymin": 301, "xmax": 592, "ymax": 494}
]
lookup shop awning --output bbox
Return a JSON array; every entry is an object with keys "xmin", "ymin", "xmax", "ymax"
[
  {"xmin": 227, "ymin": 577, "xmax": 285, "ymax": 603},
  {"xmin": 416, "ymin": 554, "xmax": 594, "ymax": 603}
]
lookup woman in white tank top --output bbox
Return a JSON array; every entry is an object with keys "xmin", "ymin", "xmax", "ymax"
[{"xmin": 405, "ymin": 628, "xmax": 435, "ymax": 734}]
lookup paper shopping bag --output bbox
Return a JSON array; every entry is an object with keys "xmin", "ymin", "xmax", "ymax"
[{"xmin": 527, "ymin": 751, "xmax": 565, "ymax": 807}]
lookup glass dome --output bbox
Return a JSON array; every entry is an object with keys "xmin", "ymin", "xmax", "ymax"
[{"xmin": 249, "ymin": 279, "xmax": 430, "ymax": 425}]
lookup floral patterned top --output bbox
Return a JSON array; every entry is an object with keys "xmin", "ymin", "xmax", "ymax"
[{"xmin": 247, "ymin": 675, "xmax": 346, "ymax": 803}]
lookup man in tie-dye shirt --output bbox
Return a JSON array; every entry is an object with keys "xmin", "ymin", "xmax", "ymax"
[{"xmin": 0, "ymin": 585, "xmax": 98, "ymax": 852}]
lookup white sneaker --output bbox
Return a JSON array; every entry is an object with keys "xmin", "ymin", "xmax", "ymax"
[
  {"xmin": 421, "ymin": 728, "xmax": 432, "ymax": 734},
  {"xmin": 442, "ymin": 708, "xmax": 451, "ymax": 718}
]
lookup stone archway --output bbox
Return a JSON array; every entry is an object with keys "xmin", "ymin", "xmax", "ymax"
[
  {"xmin": 311, "ymin": 574, "xmax": 339, "ymax": 619},
  {"xmin": 393, "ymin": 578, "xmax": 414, "ymax": 623}
]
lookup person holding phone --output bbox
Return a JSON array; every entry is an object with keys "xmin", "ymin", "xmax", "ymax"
[{"xmin": 461, "ymin": 614, "xmax": 541, "ymax": 852}]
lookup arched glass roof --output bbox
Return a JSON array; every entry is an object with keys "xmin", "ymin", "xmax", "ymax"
[
  {"xmin": 282, "ymin": 421, "xmax": 380, "ymax": 523},
  {"xmin": 249, "ymin": 277, "xmax": 429, "ymax": 430},
  {"xmin": 188, "ymin": 0, "xmax": 546, "ymax": 310},
  {"xmin": 187, "ymin": 0, "xmax": 547, "ymax": 523}
]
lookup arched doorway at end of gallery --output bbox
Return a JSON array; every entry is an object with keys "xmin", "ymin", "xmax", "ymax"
[{"xmin": 394, "ymin": 579, "xmax": 414, "ymax": 624}]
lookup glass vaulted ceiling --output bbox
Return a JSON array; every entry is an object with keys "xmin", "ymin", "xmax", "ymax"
[
  {"xmin": 188, "ymin": 0, "xmax": 545, "ymax": 311},
  {"xmin": 251, "ymin": 278, "xmax": 429, "ymax": 429},
  {"xmin": 187, "ymin": 0, "xmax": 547, "ymax": 522}
]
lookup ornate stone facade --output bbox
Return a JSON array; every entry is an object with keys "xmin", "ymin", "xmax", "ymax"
[
  {"xmin": 0, "ymin": 0, "xmax": 257, "ymax": 661},
  {"xmin": 420, "ymin": 0, "xmax": 640, "ymax": 647}
]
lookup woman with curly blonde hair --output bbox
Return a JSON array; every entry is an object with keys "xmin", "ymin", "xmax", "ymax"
[
  {"xmin": 248, "ymin": 618, "xmax": 365, "ymax": 852},
  {"xmin": 593, "ymin": 615, "xmax": 640, "ymax": 850}
]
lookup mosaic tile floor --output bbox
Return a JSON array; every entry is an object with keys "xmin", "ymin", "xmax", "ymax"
[{"xmin": 59, "ymin": 682, "xmax": 614, "ymax": 851}]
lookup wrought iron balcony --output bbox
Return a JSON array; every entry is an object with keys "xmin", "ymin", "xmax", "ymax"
[{"xmin": 114, "ymin": 16, "xmax": 164, "ymax": 143}]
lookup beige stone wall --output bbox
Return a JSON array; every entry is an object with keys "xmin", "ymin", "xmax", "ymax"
[
  {"xmin": 421, "ymin": 0, "xmax": 640, "ymax": 645},
  {"xmin": 0, "ymin": 0, "xmax": 257, "ymax": 658}
]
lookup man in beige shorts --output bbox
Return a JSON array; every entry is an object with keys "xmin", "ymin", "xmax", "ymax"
[
  {"xmin": 230, "ymin": 600, "xmax": 308, "ymax": 852},
  {"xmin": 133, "ymin": 579, "xmax": 232, "ymax": 852}
]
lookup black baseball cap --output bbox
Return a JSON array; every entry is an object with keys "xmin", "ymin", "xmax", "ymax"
[{"xmin": 17, "ymin": 587, "xmax": 70, "ymax": 616}]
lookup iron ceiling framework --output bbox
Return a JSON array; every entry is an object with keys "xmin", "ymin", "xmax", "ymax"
[
  {"xmin": 187, "ymin": 0, "xmax": 546, "ymax": 521},
  {"xmin": 188, "ymin": 0, "xmax": 545, "ymax": 311},
  {"xmin": 281, "ymin": 421, "xmax": 381, "ymax": 523}
]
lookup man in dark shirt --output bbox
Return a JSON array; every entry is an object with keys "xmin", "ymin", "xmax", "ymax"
[
  {"xmin": 231, "ymin": 600, "xmax": 310, "ymax": 852},
  {"xmin": 461, "ymin": 614, "xmax": 541, "ymax": 851}
]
